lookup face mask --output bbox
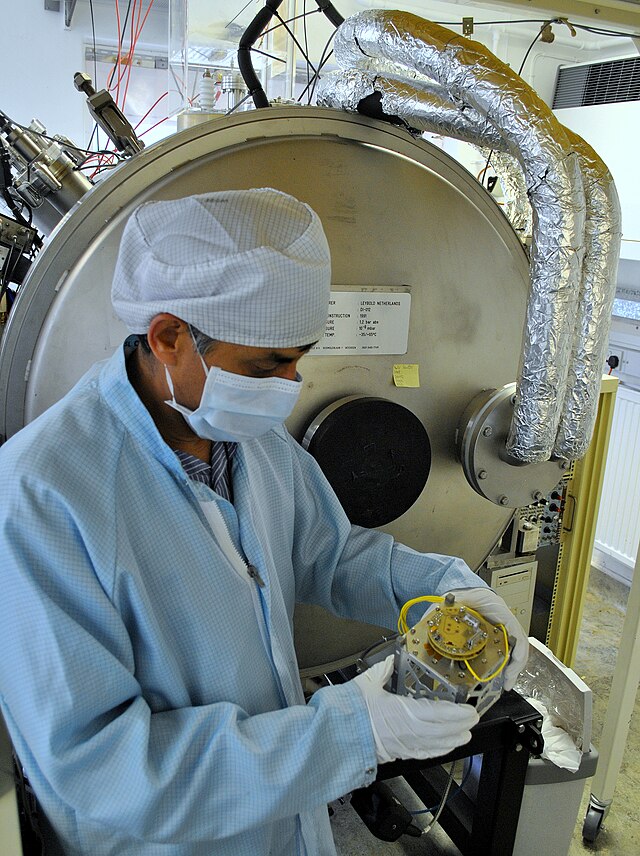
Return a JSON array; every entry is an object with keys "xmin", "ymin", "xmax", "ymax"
[{"xmin": 164, "ymin": 351, "xmax": 302, "ymax": 443}]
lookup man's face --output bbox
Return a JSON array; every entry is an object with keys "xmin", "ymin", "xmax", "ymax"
[
  {"xmin": 173, "ymin": 334, "xmax": 314, "ymax": 411},
  {"xmin": 202, "ymin": 340, "xmax": 314, "ymax": 381},
  {"xmin": 145, "ymin": 314, "xmax": 316, "ymax": 412}
]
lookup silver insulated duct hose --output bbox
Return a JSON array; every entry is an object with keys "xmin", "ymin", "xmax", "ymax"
[
  {"xmin": 319, "ymin": 10, "xmax": 613, "ymax": 463},
  {"xmin": 554, "ymin": 130, "xmax": 621, "ymax": 460}
]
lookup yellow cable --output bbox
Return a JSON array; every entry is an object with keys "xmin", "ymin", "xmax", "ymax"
[
  {"xmin": 464, "ymin": 623, "xmax": 510, "ymax": 683},
  {"xmin": 397, "ymin": 595, "xmax": 444, "ymax": 634},
  {"xmin": 398, "ymin": 595, "xmax": 511, "ymax": 684}
]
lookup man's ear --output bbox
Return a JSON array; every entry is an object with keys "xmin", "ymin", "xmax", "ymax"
[{"xmin": 146, "ymin": 314, "xmax": 189, "ymax": 366}]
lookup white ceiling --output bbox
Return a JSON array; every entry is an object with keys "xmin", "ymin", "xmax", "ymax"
[{"xmin": 81, "ymin": 0, "xmax": 640, "ymax": 31}]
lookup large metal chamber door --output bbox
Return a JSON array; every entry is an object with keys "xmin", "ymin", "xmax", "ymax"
[{"xmin": 0, "ymin": 107, "xmax": 530, "ymax": 675}]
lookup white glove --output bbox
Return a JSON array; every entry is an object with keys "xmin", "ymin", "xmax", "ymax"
[
  {"xmin": 353, "ymin": 655, "xmax": 479, "ymax": 764},
  {"xmin": 449, "ymin": 587, "xmax": 529, "ymax": 691}
]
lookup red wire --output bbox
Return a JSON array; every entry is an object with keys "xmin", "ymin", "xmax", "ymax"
[
  {"xmin": 113, "ymin": 0, "xmax": 122, "ymax": 105},
  {"xmin": 134, "ymin": 91, "xmax": 169, "ymax": 130},
  {"xmin": 110, "ymin": 1, "xmax": 133, "ymax": 106},
  {"xmin": 138, "ymin": 115, "xmax": 170, "ymax": 139},
  {"xmin": 120, "ymin": 0, "xmax": 139, "ymax": 111},
  {"xmin": 122, "ymin": 0, "xmax": 156, "ymax": 112}
]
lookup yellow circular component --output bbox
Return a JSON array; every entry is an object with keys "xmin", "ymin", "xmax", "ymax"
[{"xmin": 426, "ymin": 605, "xmax": 489, "ymax": 660}]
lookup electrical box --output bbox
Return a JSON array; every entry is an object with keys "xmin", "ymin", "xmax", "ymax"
[{"xmin": 480, "ymin": 561, "xmax": 537, "ymax": 634}]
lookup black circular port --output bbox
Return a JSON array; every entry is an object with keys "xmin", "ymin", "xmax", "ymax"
[{"xmin": 303, "ymin": 396, "xmax": 431, "ymax": 528}]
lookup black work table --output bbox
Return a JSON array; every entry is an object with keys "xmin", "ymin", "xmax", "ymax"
[{"xmin": 375, "ymin": 691, "xmax": 543, "ymax": 856}]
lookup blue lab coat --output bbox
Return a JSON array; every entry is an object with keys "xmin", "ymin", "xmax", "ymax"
[{"xmin": 0, "ymin": 345, "xmax": 481, "ymax": 855}]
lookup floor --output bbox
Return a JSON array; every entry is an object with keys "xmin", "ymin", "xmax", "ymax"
[{"xmin": 330, "ymin": 566, "xmax": 640, "ymax": 855}]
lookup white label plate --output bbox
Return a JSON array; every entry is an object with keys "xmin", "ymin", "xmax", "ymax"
[{"xmin": 313, "ymin": 291, "xmax": 411, "ymax": 355}]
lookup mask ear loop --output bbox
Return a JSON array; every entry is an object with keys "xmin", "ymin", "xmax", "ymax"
[
  {"xmin": 164, "ymin": 326, "xmax": 209, "ymax": 407},
  {"xmin": 164, "ymin": 365, "xmax": 177, "ymax": 403},
  {"xmin": 188, "ymin": 325, "xmax": 210, "ymax": 379}
]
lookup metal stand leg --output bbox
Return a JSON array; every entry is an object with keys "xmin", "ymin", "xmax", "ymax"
[
  {"xmin": 373, "ymin": 692, "xmax": 542, "ymax": 855},
  {"xmin": 583, "ymin": 540, "xmax": 640, "ymax": 843}
]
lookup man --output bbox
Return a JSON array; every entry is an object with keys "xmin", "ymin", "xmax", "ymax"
[{"xmin": 0, "ymin": 189, "xmax": 527, "ymax": 855}]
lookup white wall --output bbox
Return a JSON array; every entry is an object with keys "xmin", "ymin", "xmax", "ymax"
[
  {"xmin": 0, "ymin": 0, "xmax": 169, "ymax": 147},
  {"xmin": 1, "ymin": 1, "xmax": 633, "ymax": 153},
  {"xmin": 555, "ymin": 102, "xmax": 640, "ymax": 261}
]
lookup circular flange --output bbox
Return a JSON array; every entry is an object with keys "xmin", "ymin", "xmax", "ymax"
[
  {"xmin": 426, "ymin": 604, "xmax": 489, "ymax": 660},
  {"xmin": 302, "ymin": 395, "xmax": 431, "ymax": 528},
  {"xmin": 459, "ymin": 384, "xmax": 568, "ymax": 508}
]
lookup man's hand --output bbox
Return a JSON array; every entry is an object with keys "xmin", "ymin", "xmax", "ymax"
[
  {"xmin": 353, "ymin": 655, "xmax": 479, "ymax": 765},
  {"xmin": 448, "ymin": 587, "xmax": 529, "ymax": 690}
]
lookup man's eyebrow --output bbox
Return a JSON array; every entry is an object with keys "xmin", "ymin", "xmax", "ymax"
[{"xmin": 264, "ymin": 344, "xmax": 316, "ymax": 363}]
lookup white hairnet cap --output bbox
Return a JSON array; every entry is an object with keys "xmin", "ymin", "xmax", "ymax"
[{"xmin": 111, "ymin": 188, "xmax": 331, "ymax": 348}]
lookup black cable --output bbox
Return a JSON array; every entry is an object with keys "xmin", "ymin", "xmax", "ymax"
[
  {"xmin": 411, "ymin": 758, "xmax": 474, "ymax": 817},
  {"xmin": 517, "ymin": 28, "xmax": 545, "ymax": 76},
  {"xmin": 238, "ymin": 0, "xmax": 344, "ymax": 108},
  {"xmin": 88, "ymin": 0, "xmax": 101, "ymax": 154},
  {"xmin": 481, "ymin": 25, "xmax": 545, "ymax": 188},
  {"xmin": 88, "ymin": 0, "xmax": 98, "ymax": 84},
  {"xmin": 261, "ymin": 8, "xmax": 321, "ymax": 38},
  {"xmin": 256, "ymin": 6, "xmax": 323, "ymax": 98},
  {"xmin": 107, "ymin": 0, "xmax": 134, "ymax": 91},
  {"xmin": 73, "ymin": 159, "xmax": 120, "ymax": 175},
  {"xmin": 297, "ymin": 27, "xmax": 337, "ymax": 105},
  {"xmin": 224, "ymin": 92, "xmax": 254, "ymax": 116},
  {"xmin": 272, "ymin": 9, "xmax": 318, "ymax": 77},
  {"xmin": 0, "ymin": 246, "xmax": 24, "ymax": 306},
  {"xmin": 0, "ymin": 141, "xmax": 33, "ymax": 229},
  {"xmin": 432, "ymin": 17, "xmax": 638, "ymax": 38},
  {"xmin": 227, "ymin": 0, "xmax": 255, "ymax": 29},
  {"xmin": 250, "ymin": 48, "xmax": 287, "ymax": 65},
  {"xmin": 303, "ymin": 0, "xmax": 310, "ymax": 94},
  {"xmin": 308, "ymin": 50, "xmax": 333, "ymax": 104},
  {"xmin": 573, "ymin": 23, "xmax": 640, "ymax": 38},
  {"xmin": 314, "ymin": 0, "xmax": 343, "ymax": 29},
  {"xmin": 4, "ymin": 118, "xmax": 125, "ymax": 160},
  {"xmin": 238, "ymin": 2, "xmax": 282, "ymax": 108},
  {"xmin": 433, "ymin": 19, "xmax": 550, "ymax": 26}
]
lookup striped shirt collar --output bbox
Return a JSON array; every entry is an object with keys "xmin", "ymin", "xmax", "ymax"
[{"xmin": 174, "ymin": 442, "xmax": 237, "ymax": 502}]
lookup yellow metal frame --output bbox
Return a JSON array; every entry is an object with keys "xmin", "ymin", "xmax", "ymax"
[{"xmin": 547, "ymin": 375, "xmax": 618, "ymax": 666}]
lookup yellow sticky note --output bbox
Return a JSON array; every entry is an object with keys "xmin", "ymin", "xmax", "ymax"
[{"xmin": 393, "ymin": 364, "xmax": 420, "ymax": 388}]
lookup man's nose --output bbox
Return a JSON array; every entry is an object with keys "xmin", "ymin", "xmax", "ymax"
[{"xmin": 277, "ymin": 362, "xmax": 300, "ymax": 381}]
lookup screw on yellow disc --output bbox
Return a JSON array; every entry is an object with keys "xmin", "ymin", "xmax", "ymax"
[{"xmin": 425, "ymin": 604, "xmax": 489, "ymax": 660}]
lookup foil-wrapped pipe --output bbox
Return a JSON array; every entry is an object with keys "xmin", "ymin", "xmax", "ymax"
[
  {"xmin": 554, "ymin": 130, "xmax": 621, "ymax": 459},
  {"xmin": 317, "ymin": 71, "xmax": 531, "ymax": 241},
  {"xmin": 318, "ymin": 68, "xmax": 504, "ymax": 147},
  {"xmin": 488, "ymin": 150, "xmax": 533, "ymax": 243},
  {"xmin": 329, "ymin": 10, "xmax": 586, "ymax": 462}
]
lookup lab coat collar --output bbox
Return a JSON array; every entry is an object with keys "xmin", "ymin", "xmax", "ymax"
[{"xmin": 96, "ymin": 343, "xmax": 190, "ymax": 480}]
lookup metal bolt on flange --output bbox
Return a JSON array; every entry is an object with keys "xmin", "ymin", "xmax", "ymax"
[
  {"xmin": 533, "ymin": 490, "xmax": 544, "ymax": 502},
  {"xmin": 499, "ymin": 495, "xmax": 510, "ymax": 506},
  {"xmin": 482, "ymin": 426, "xmax": 493, "ymax": 437},
  {"xmin": 478, "ymin": 469, "xmax": 488, "ymax": 480}
]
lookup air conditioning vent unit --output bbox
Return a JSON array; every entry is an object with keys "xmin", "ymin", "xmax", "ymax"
[{"xmin": 553, "ymin": 56, "xmax": 640, "ymax": 108}]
